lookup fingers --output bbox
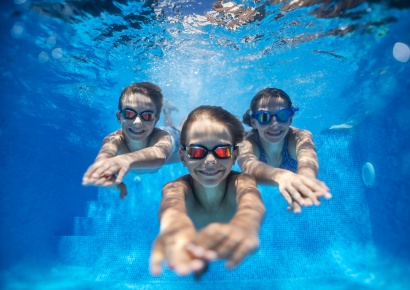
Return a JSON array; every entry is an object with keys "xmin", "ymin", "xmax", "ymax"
[
  {"xmin": 280, "ymin": 189, "xmax": 293, "ymax": 207},
  {"xmin": 191, "ymin": 224, "xmax": 226, "ymax": 250},
  {"xmin": 188, "ymin": 224, "xmax": 259, "ymax": 271},
  {"xmin": 89, "ymin": 164, "xmax": 116, "ymax": 181},
  {"xmin": 211, "ymin": 235, "xmax": 241, "ymax": 259},
  {"xmin": 84, "ymin": 176, "xmax": 112, "ymax": 186},
  {"xmin": 116, "ymin": 168, "xmax": 127, "ymax": 184},
  {"xmin": 162, "ymin": 232, "xmax": 206, "ymax": 276},
  {"xmin": 166, "ymin": 248, "xmax": 205, "ymax": 276},
  {"xmin": 186, "ymin": 243, "xmax": 218, "ymax": 261},
  {"xmin": 82, "ymin": 159, "xmax": 125, "ymax": 185},
  {"xmin": 82, "ymin": 166, "xmax": 111, "ymax": 185},
  {"xmin": 279, "ymin": 187, "xmax": 304, "ymax": 213},
  {"xmin": 283, "ymin": 187, "xmax": 306, "ymax": 208},
  {"xmin": 150, "ymin": 236, "xmax": 205, "ymax": 276},
  {"xmin": 280, "ymin": 174, "xmax": 332, "ymax": 213},
  {"xmin": 287, "ymin": 200, "xmax": 302, "ymax": 213},
  {"xmin": 226, "ymin": 239, "xmax": 259, "ymax": 269},
  {"xmin": 295, "ymin": 182, "xmax": 320, "ymax": 206},
  {"xmin": 82, "ymin": 163, "xmax": 98, "ymax": 183},
  {"xmin": 187, "ymin": 224, "xmax": 228, "ymax": 260},
  {"xmin": 302, "ymin": 177, "xmax": 331, "ymax": 199},
  {"xmin": 150, "ymin": 238, "xmax": 165, "ymax": 276}
]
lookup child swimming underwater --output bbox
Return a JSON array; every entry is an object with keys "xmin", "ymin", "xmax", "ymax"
[
  {"xmin": 150, "ymin": 105, "xmax": 265, "ymax": 276},
  {"xmin": 238, "ymin": 88, "xmax": 331, "ymax": 213},
  {"xmin": 82, "ymin": 82, "xmax": 180, "ymax": 198}
]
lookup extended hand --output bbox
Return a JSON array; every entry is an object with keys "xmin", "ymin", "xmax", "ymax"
[
  {"xmin": 82, "ymin": 155, "xmax": 131, "ymax": 186},
  {"xmin": 82, "ymin": 174, "xmax": 128, "ymax": 199},
  {"xmin": 276, "ymin": 171, "xmax": 331, "ymax": 213},
  {"xmin": 186, "ymin": 223, "xmax": 259, "ymax": 269},
  {"xmin": 150, "ymin": 225, "xmax": 205, "ymax": 276}
]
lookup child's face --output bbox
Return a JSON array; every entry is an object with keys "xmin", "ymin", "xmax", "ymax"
[
  {"xmin": 180, "ymin": 119, "xmax": 237, "ymax": 188},
  {"xmin": 251, "ymin": 97, "xmax": 292, "ymax": 144},
  {"xmin": 117, "ymin": 93, "xmax": 159, "ymax": 142}
]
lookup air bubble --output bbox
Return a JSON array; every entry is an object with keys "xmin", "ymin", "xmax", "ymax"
[
  {"xmin": 52, "ymin": 48, "xmax": 63, "ymax": 59},
  {"xmin": 11, "ymin": 22, "xmax": 25, "ymax": 38},
  {"xmin": 63, "ymin": 5, "xmax": 73, "ymax": 16},
  {"xmin": 362, "ymin": 162, "xmax": 376, "ymax": 188},
  {"xmin": 393, "ymin": 42, "xmax": 410, "ymax": 63},
  {"xmin": 47, "ymin": 35, "xmax": 57, "ymax": 47},
  {"xmin": 38, "ymin": 52, "xmax": 49, "ymax": 63}
]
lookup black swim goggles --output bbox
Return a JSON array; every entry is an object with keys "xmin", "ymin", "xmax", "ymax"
[
  {"xmin": 120, "ymin": 108, "xmax": 156, "ymax": 121},
  {"xmin": 182, "ymin": 144, "xmax": 237, "ymax": 159},
  {"xmin": 251, "ymin": 107, "xmax": 299, "ymax": 125}
]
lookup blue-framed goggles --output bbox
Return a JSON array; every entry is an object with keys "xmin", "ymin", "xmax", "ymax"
[{"xmin": 251, "ymin": 107, "xmax": 299, "ymax": 125}]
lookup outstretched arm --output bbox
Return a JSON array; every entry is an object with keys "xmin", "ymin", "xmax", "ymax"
[
  {"xmin": 82, "ymin": 131, "xmax": 128, "ymax": 198},
  {"xmin": 150, "ymin": 177, "xmax": 206, "ymax": 276},
  {"xmin": 187, "ymin": 173, "xmax": 265, "ymax": 269},
  {"xmin": 237, "ymin": 139, "xmax": 330, "ymax": 213},
  {"xmin": 293, "ymin": 128, "xmax": 319, "ymax": 178},
  {"xmin": 83, "ymin": 129, "xmax": 173, "ymax": 186}
]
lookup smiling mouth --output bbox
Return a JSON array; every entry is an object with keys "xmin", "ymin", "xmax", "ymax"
[
  {"xmin": 266, "ymin": 130, "xmax": 283, "ymax": 137},
  {"xmin": 128, "ymin": 128, "xmax": 145, "ymax": 135},
  {"xmin": 197, "ymin": 170, "xmax": 224, "ymax": 176}
]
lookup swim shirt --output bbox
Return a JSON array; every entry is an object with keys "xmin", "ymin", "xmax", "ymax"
[
  {"xmin": 257, "ymin": 134, "xmax": 298, "ymax": 172},
  {"xmin": 158, "ymin": 126, "xmax": 181, "ymax": 155}
]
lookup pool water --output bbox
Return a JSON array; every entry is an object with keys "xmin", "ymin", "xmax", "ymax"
[{"xmin": 1, "ymin": 0, "xmax": 409, "ymax": 289}]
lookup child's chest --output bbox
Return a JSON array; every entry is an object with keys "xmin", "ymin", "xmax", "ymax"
[{"xmin": 186, "ymin": 195, "xmax": 237, "ymax": 230}]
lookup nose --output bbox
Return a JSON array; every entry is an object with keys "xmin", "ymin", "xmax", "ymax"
[
  {"xmin": 133, "ymin": 115, "xmax": 142, "ymax": 125},
  {"xmin": 269, "ymin": 115, "xmax": 278, "ymax": 126},
  {"xmin": 204, "ymin": 153, "xmax": 217, "ymax": 166}
]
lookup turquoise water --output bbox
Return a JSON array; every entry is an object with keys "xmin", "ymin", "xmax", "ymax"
[{"xmin": 1, "ymin": 0, "xmax": 410, "ymax": 289}]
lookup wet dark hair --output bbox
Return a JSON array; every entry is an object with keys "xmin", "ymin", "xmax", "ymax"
[
  {"xmin": 181, "ymin": 105, "xmax": 244, "ymax": 146},
  {"xmin": 118, "ymin": 82, "xmax": 163, "ymax": 116},
  {"xmin": 242, "ymin": 88, "xmax": 293, "ymax": 127}
]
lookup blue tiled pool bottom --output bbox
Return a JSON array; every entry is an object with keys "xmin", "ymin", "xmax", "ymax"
[{"xmin": 56, "ymin": 130, "xmax": 406, "ymax": 289}]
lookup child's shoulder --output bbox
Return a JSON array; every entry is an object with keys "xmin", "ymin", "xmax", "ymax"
[
  {"xmin": 288, "ymin": 126, "xmax": 314, "ymax": 142},
  {"xmin": 165, "ymin": 174, "xmax": 192, "ymax": 187},
  {"xmin": 289, "ymin": 126, "xmax": 313, "ymax": 136},
  {"xmin": 228, "ymin": 170, "xmax": 256, "ymax": 183},
  {"xmin": 151, "ymin": 127, "xmax": 172, "ymax": 139},
  {"xmin": 103, "ymin": 129, "xmax": 124, "ymax": 142},
  {"xmin": 162, "ymin": 175, "xmax": 193, "ymax": 196},
  {"xmin": 146, "ymin": 127, "xmax": 173, "ymax": 146}
]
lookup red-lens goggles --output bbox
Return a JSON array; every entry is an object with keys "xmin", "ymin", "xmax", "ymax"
[
  {"xmin": 183, "ymin": 144, "xmax": 236, "ymax": 159},
  {"xmin": 120, "ymin": 108, "xmax": 156, "ymax": 121}
]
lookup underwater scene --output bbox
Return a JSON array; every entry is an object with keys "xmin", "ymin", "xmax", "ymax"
[{"xmin": 1, "ymin": 0, "xmax": 410, "ymax": 289}]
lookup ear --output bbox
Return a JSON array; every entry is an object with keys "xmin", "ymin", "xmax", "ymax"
[
  {"xmin": 179, "ymin": 147, "xmax": 187, "ymax": 167},
  {"xmin": 250, "ymin": 118, "xmax": 258, "ymax": 130},
  {"xmin": 116, "ymin": 111, "xmax": 121, "ymax": 124}
]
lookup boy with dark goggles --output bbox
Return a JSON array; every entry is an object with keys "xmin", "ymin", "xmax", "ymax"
[
  {"xmin": 83, "ymin": 82, "xmax": 180, "ymax": 200},
  {"xmin": 182, "ymin": 144, "xmax": 237, "ymax": 159},
  {"xmin": 251, "ymin": 107, "xmax": 299, "ymax": 125},
  {"xmin": 120, "ymin": 108, "xmax": 156, "ymax": 121}
]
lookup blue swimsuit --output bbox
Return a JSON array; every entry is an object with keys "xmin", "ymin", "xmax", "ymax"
[{"xmin": 257, "ymin": 135, "xmax": 298, "ymax": 173}]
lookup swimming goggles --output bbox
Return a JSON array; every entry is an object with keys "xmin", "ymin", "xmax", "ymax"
[
  {"xmin": 182, "ymin": 144, "xmax": 237, "ymax": 159},
  {"xmin": 120, "ymin": 108, "xmax": 156, "ymax": 121},
  {"xmin": 251, "ymin": 107, "xmax": 299, "ymax": 124}
]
